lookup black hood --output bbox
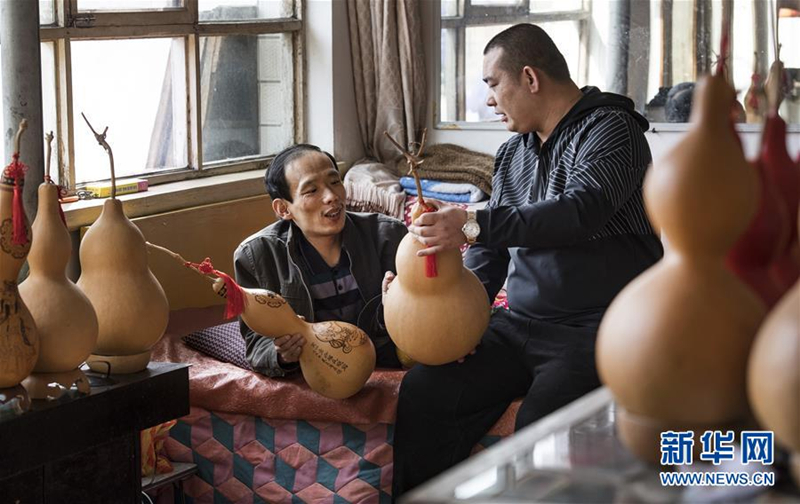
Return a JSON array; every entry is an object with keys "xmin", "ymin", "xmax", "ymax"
[
  {"xmin": 567, "ymin": 86, "xmax": 649, "ymax": 130},
  {"xmin": 528, "ymin": 86, "xmax": 649, "ymax": 152}
]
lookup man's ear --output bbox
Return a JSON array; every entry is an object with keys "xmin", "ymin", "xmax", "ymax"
[
  {"xmin": 272, "ymin": 198, "xmax": 292, "ymax": 221},
  {"xmin": 522, "ymin": 66, "xmax": 540, "ymax": 94}
]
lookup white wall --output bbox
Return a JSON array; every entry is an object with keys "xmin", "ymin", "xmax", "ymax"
[{"xmin": 306, "ymin": 0, "xmax": 364, "ymax": 166}]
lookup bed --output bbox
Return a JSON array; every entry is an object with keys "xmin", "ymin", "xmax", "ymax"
[{"xmin": 145, "ymin": 193, "xmax": 514, "ymax": 504}]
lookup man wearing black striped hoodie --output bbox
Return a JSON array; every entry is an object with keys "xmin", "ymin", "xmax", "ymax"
[{"xmin": 392, "ymin": 23, "xmax": 664, "ymax": 497}]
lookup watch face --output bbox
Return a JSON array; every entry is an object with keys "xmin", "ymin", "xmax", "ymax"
[{"xmin": 463, "ymin": 221, "xmax": 480, "ymax": 239}]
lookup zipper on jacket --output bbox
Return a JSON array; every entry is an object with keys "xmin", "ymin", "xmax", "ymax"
[{"xmin": 285, "ymin": 241, "xmax": 315, "ymax": 323}]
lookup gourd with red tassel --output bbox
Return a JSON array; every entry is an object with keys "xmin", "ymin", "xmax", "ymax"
[
  {"xmin": 725, "ymin": 59, "xmax": 791, "ymax": 308},
  {"xmin": 761, "ymin": 59, "xmax": 800, "ymax": 291},
  {"xmin": 596, "ymin": 34, "xmax": 766, "ymax": 463},
  {"xmin": 19, "ymin": 131, "xmax": 98, "ymax": 377},
  {"xmin": 76, "ymin": 115, "xmax": 168, "ymax": 374},
  {"xmin": 381, "ymin": 131, "xmax": 489, "ymax": 365},
  {"xmin": 0, "ymin": 119, "xmax": 38, "ymax": 388},
  {"xmin": 146, "ymin": 243, "xmax": 375, "ymax": 399}
]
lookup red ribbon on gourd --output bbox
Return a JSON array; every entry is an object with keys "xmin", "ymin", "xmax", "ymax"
[
  {"xmin": 45, "ymin": 175, "xmax": 68, "ymax": 228},
  {"xmin": 185, "ymin": 257, "xmax": 245, "ymax": 319},
  {"xmin": 419, "ymin": 202, "xmax": 438, "ymax": 278},
  {"xmin": 4, "ymin": 153, "xmax": 28, "ymax": 246}
]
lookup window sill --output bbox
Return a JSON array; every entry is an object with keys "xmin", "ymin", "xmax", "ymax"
[{"xmin": 63, "ymin": 169, "xmax": 266, "ymax": 231}]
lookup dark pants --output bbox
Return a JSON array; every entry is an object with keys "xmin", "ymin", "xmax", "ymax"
[{"xmin": 391, "ymin": 309, "xmax": 601, "ymax": 498}]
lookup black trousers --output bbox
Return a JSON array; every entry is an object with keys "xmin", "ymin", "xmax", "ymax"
[{"xmin": 392, "ymin": 309, "xmax": 601, "ymax": 498}]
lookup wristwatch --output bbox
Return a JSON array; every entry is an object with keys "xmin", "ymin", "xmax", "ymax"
[{"xmin": 461, "ymin": 210, "xmax": 480, "ymax": 245}]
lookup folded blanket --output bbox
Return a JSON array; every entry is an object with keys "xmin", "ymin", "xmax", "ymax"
[
  {"xmin": 398, "ymin": 143, "xmax": 495, "ymax": 195},
  {"xmin": 400, "ymin": 176, "xmax": 487, "ymax": 203},
  {"xmin": 344, "ymin": 161, "xmax": 406, "ymax": 220}
]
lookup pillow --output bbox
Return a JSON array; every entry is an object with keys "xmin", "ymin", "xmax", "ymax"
[{"xmin": 182, "ymin": 321, "xmax": 254, "ymax": 371}]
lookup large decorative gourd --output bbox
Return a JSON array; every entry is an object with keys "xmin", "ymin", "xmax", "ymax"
[
  {"xmin": 19, "ymin": 132, "xmax": 99, "ymax": 373},
  {"xmin": 0, "ymin": 119, "xmax": 38, "ymax": 388},
  {"xmin": 77, "ymin": 114, "xmax": 168, "ymax": 374},
  {"xmin": 146, "ymin": 243, "xmax": 376, "ymax": 399},
  {"xmin": 747, "ymin": 258, "xmax": 799, "ymax": 484},
  {"xmin": 761, "ymin": 58, "xmax": 800, "ymax": 291},
  {"xmin": 596, "ymin": 38, "xmax": 766, "ymax": 464},
  {"xmin": 382, "ymin": 131, "xmax": 490, "ymax": 365},
  {"xmin": 725, "ymin": 60, "xmax": 790, "ymax": 308}
]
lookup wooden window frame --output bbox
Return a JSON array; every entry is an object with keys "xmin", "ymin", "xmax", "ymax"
[
  {"xmin": 39, "ymin": 0, "xmax": 304, "ymax": 192},
  {"xmin": 438, "ymin": 0, "xmax": 591, "ymax": 125}
]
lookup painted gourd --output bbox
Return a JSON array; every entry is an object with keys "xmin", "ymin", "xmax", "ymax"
[
  {"xmin": 146, "ymin": 243, "xmax": 375, "ymax": 399},
  {"xmin": 78, "ymin": 199, "xmax": 169, "ymax": 373},
  {"xmin": 0, "ymin": 120, "xmax": 38, "ymax": 388},
  {"xmin": 217, "ymin": 282, "xmax": 376, "ymax": 399},
  {"xmin": 747, "ymin": 276, "xmax": 799, "ymax": 484},
  {"xmin": 383, "ymin": 203, "xmax": 490, "ymax": 365},
  {"xmin": 19, "ymin": 182, "xmax": 99, "ymax": 373},
  {"xmin": 596, "ymin": 70, "xmax": 766, "ymax": 463}
]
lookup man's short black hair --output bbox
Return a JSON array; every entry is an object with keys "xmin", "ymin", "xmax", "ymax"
[
  {"xmin": 484, "ymin": 23, "xmax": 571, "ymax": 82},
  {"xmin": 264, "ymin": 144, "xmax": 339, "ymax": 202}
]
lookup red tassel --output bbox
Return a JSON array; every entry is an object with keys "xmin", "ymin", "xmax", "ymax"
[
  {"xmin": 12, "ymin": 179, "xmax": 27, "ymax": 245},
  {"xmin": 4, "ymin": 154, "xmax": 29, "ymax": 246},
  {"xmin": 419, "ymin": 202, "xmax": 438, "ymax": 278},
  {"xmin": 185, "ymin": 257, "xmax": 246, "ymax": 319}
]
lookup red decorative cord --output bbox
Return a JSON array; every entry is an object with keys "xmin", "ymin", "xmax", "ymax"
[
  {"xmin": 419, "ymin": 202, "xmax": 438, "ymax": 278},
  {"xmin": 185, "ymin": 257, "xmax": 245, "ymax": 319},
  {"xmin": 4, "ymin": 153, "xmax": 28, "ymax": 246}
]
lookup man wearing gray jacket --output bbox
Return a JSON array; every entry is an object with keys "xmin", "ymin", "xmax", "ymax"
[{"xmin": 234, "ymin": 144, "xmax": 408, "ymax": 376}]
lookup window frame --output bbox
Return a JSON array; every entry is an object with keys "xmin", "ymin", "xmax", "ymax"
[
  {"xmin": 438, "ymin": 0, "xmax": 590, "ymax": 126},
  {"xmin": 40, "ymin": 0, "xmax": 304, "ymax": 192}
]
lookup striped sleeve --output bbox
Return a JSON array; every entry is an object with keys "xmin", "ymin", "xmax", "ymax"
[
  {"xmin": 463, "ymin": 139, "xmax": 513, "ymax": 302},
  {"xmin": 475, "ymin": 112, "xmax": 650, "ymax": 250}
]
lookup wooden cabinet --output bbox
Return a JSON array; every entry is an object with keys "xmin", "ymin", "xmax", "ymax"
[{"xmin": 0, "ymin": 363, "xmax": 189, "ymax": 504}]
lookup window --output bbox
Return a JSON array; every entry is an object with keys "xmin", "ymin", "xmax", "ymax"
[
  {"xmin": 438, "ymin": 0, "xmax": 800, "ymax": 127},
  {"xmin": 439, "ymin": 0, "xmax": 590, "ymax": 123},
  {"xmin": 33, "ymin": 0, "xmax": 301, "ymax": 189}
]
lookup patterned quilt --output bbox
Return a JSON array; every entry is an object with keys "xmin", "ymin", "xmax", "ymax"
[{"xmin": 154, "ymin": 407, "xmax": 502, "ymax": 504}]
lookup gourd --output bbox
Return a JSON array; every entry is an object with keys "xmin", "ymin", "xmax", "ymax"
[
  {"xmin": 747, "ymin": 269, "xmax": 799, "ymax": 484},
  {"xmin": 19, "ymin": 131, "xmax": 99, "ymax": 373},
  {"xmin": 382, "ymin": 131, "xmax": 490, "ymax": 365},
  {"xmin": 596, "ymin": 38, "xmax": 766, "ymax": 463},
  {"xmin": 0, "ymin": 119, "xmax": 38, "ymax": 387},
  {"xmin": 147, "ymin": 243, "xmax": 376, "ymax": 399},
  {"xmin": 761, "ymin": 58, "xmax": 800, "ymax": 291},
  {"xmin": 76, "ymin": 114, "xmax": 169, "ymax": 374}
]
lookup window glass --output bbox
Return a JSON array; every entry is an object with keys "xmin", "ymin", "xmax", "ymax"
[
  {"xmin": 72, "ymin": 38, "xmax": 188, "ymax": 183},
  {"xmin": 200, "ymin": 33, "xmax": 294, "ymax": 164}
]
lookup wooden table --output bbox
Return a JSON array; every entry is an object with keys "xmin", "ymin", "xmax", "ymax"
[{"xmin": 0, "ymin": 362, "xmax": 189, "ymax": 504}]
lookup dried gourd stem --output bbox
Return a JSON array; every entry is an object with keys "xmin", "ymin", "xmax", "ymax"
[
  {"xmin": 416, "ymin": 128, "xmax": 428, "ymax": 158},
  {"xmin": 81, "ymin": 112, "xmax": 116, "ymax": 199},
  {"xmin": 384, "ymin": 130, "xmax": 427, "ymax": 207},
  {"xmin": 13, "ymin": 119, "xmax": 28, "ymax": 155},
  {"xmin": 45, "ymin": 131, "xmax": 54, "ymax": 182},
  {"xmin": 765, "ymin": 45, "xmax": 784, "ymax": 114},
  {"xmin": 145, "ymin": 241, "xmax": 217, "ymax": 285}
]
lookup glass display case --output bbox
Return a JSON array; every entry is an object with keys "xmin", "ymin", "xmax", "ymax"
[{"xmin": 402, "ymin": 388, "xmax": 800, "ymax": 503}]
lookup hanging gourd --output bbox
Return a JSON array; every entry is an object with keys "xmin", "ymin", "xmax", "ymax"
[
  {"xmin": 744, "ymin": 52, "xmax": 766, "ymax": 124},
  {"xmin": 761, "ymin": 52, "xmax": 800, "ymax": 292},
  {"xmin": 725, "ymin": 57, "xmax": 790, "ymax": 308},
  {"xmin": 19, "ymin": 131, "xmax": 99, "ymax": 374},
  {"xmin": 382, "ymin": 131, "xmax": 490, "ymax": 365},
  {"xmin": 146, "ymin": 242, "xmax": 376, "ymax": 399},
  {"xmin": 77, "ymin": 114, "xmax": 169, "ymax": 374},
  {"xmin": 747, "ymin": 259, "xmax": 799, "ymax": 485},
  {"xmin": 0, "ymin": 119, "xmax": 38, "ymax": 388},
  {"xmin": 596, "ymin": 33, "xmax": 766, "ymax": 463}
]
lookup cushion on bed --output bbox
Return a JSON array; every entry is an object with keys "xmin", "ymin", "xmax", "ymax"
[{"xmin": 182, "ymin": 321, "xmax": 254, "ymax": 371}]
